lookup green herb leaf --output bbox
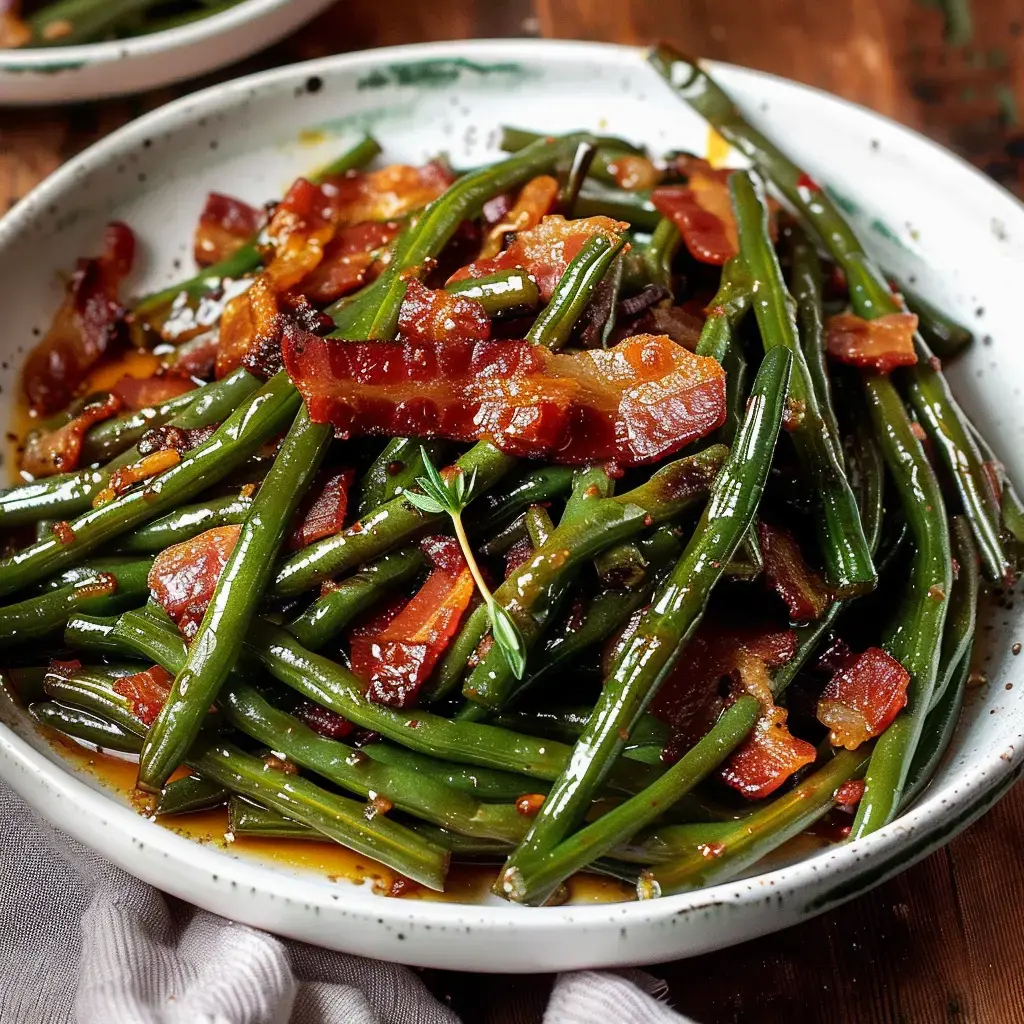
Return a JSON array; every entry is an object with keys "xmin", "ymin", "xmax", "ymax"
[
  {"xmin": 404, "ymin": 489, "xmax": 448, "ymax": 515},
  {"xmin": 488, "ymin": 599, "xmax": 527, "ymax": 680}
]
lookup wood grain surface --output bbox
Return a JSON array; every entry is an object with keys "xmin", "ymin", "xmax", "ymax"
[{"xmin": 3, "ymin": 2, "xmax": 1023, "ymax": 1021}]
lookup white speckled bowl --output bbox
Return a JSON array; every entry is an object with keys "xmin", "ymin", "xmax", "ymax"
[
  {"xmin": 0, "ymin": 40, "xmax": 1022, "ymax": 972},
  {"xmin": 0, "ymin": 0, "xmax": 336, "ymax": 104}
]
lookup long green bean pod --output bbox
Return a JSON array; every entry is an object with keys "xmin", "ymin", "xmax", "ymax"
[
  {"xmin": 648, "ymin": 46, "xmax": 1009, "ymax": 582},
  {"xmin": 851, "ymin": 374, "xmax": 952, "ymax": 837},
  {"xmin": 116, "ymin": 494, "xmax": 253, "ymax": 553},
  {"xmin": 0, "ymin": 368, "xmax": 261, "ymax": 528},
  {"xmin": 731, "ymin": 170, "xmax": 875, "ymax": 596},
  {"xmin": 504, "ymin": 696, "xmax": 759, "ymax": 903},
  {"xmin": 495, "ymin": 346, "xmax": 792, "ymax": 899},
  {"xmin": 273, "ymin": 443, "xmax": 517, "ymax": 597},
  {"xmin": 157, "ymin": 775, "xmax": 229, "ymax": 816},
  {"xmin": 30, "ymin": 701, "xmax": 143, "ymax": 753},
  {"xmin": 357, "ymin": 439, "xmax": 448, "ymax": 518},
  {"xmin": 464, "ymin": 446, "xmax": 729, "ymax": 710},
  {"xmin": 640, "ymin": 746, "xmax": 871, "ymax": 896},
  {"xmin": 138, "ymin": 405, "xmax": 330, "ymax": 791},
  {"xmin": 0, "ymin": 559, "xmax": 152, "ymax": 646},
  {"xmin": 0, "ymin": 371, "xmax": 299, "ymax": 601},
  {"xmin": 464, "ymin": 465, "xmax": 575, "ymax": 538}
]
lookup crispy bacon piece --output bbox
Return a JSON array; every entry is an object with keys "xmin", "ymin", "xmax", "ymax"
[
  {"xmin": 110, "ymin": 373, "xmax": 196, "ymax": 410},
  {"xmin": 20, "ymin": 393, "xmax": 121, "ymax": 478},
  {"xmin": 448, "ymin": 215, "xmax": 626, "ymax": 301},
  {"xmin": 283, "ymin": 331, "xmax": 726, "ymax": 466},
  {"xmin": 288, "ymin": 468, "xmax": 354, "ymax": 550},
  {"xmin": 263, "ymin": 178, "xmax": 336, "ymax": 292},
  {"xmin": 479, "ymin": 175, "xmax": 559, "ymax": 259},
  {"xmin": 194, "ymin": 193, "xmax": 263, "ymax": 267},
  {"xmin": 148, "ymin": 525, "xmax": 241, "ymax": 639},
  {"xmin": 758, "ymin": 522, "xmax": 831, "ymax": 622},
  {"xmin": 505, "ymin": 535, "xmax": 535, "ymax": 578},
  {"xmin": 302, "ymin": 221, "xmax": 400, "ymax": 303},
  {"xmin": 137, "ymin": 423, "xmax": 217, "ymax": 458},
  {"xmin": 350, "ymin": 535, "xmax": 475, "ymax": 708},
  {"xmin": 649, "ymin": 621, "xmax": 797, "ymax": 764},
  {"xmin": 607, "ymin": 155, "xmax": 661, "ymax": 192},
  {"xmin": 22, "ymin": 223, "xmax": 135, "ymax": 414},
  {"xmin": 825, "ymin": 312, "xmax": 919, "ymax": 373},
  {"xmin": 319, "ymin": 161, "xmax": 452, "ymax": 226},
  {"xmin": 216, "ymin": 276, "xmax": 283, "ymax": 379},
  {"xmin": 114, "ymin": 665, "xmax": 173, "ymax": 727},
  {"xmin": 817, "ymin": 647, "xmax": 911, "ymax": 749},
  {"xmin": 397, "ymin": 279, "xmax": 491, "ymax": 345},
  {"xmin": 652, "ymin": 158, "xmax": 738, "ymax": 265},
  {"xmin": 295, "ymin": 700, "xmax": 355, "ymax": 740},
  {"xmin": 720, "ymin": 712, "xmax": 817, "ymax": 799},
  {"xmin": 169, "ymin": 332, "xmax": 219, "ymax": 379}
]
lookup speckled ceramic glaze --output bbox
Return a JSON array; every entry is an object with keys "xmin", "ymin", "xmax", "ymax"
[
  {"xmin": 0, "ymin": 0, "xmax": 336, "ymax": 104},
  {"xmin": 0, "ymin": 40, "xmax": 1022, "ymax": 972}
]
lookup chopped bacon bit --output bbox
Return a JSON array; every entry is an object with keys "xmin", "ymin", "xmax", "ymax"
[
  {"xmin": 318, "ymin": 161, "xmax": 453, "ymax": 226},
  {"xmin": 350, "ymin": 535, "xmax": 475, "ymax": 708},
  {"xmin": 720, "ymin": 714, "xmax": 817, "ymax": 799},
  {"xmin": 448, "ymin": 214, "xmax": 626, "ymax": 301},
  {"xmin": 288, "ymin": 468, "xmax": 354, "ymax": 550},
  {"xmin": 607, "ymin": 155, "xmax": 661, "ymax": 192},
  {"xmin": 910, "ymin": 420, "xmax": 928, "ymax": 443},
  {"xmin": 397, "ymin": 278, "xmax": 491, "ymax": 345},
  {"xmin": 505, "ymin": 535, "xmax": 535, "ymax": 578},
  {"xmin": 264, "ymin": 754, "xmax": 299, "ymax": 774},
  {"xmin": 96, "ymin": 448, "xmax": 181, "ymax": 505},
  {"xmin": 758, "ymin": 522, "xmax": 831, "ymax": 622},
  {"xmin": 216, "ymin": 275, "xmax": 282, "ymax": 379},
  {"xmin": 22, "ymin": 223, "xmax": 135, "ymax": 414},
  {"xmin": 114, "ymin": 665, "xmax": 173, "ymax": 726},
  {"xmin": 782, "ymin": 397, "xmax": 806, "ymax": 432},
  {"xmin": 826, "ymin": 312, "xmax": 919, "ymax": 373},
  {"xmin": 48, "ymin": 659, "xmax": 83, "ymax": 679},
  {"xmin": 653, "ymin": 170, "xmax": 738, "ymax": 265},
  {"xmin": 148, "ymin": 525, "xmax": 241, "ymax": 639},
  {"xmin": 283, "ymin": 331, "xmax": 726, "ymax": 467},
  {"xmin": 261, "ymin": 178, "xmax": 336, "ymax": 292},
  {"xmin": 796, "ymin": 172, "xmax": 822, "ymax": 193},
  {"xmin": 301, "ymin": 221, "xmax": 400, "ymax": 303},
  {"xmin": 51, "ymin": 521, "xmax": 75, "ymax": 545},
  {"xmin": 365, "ymin": 794, "xmax": 393, "ymax": 820},
  {"xmin": 194, "ymin": 193, "xmax": 263, "ymax": 267},
  {"xmin": 137, "ymin": 423, "xmax": 217, "ymax": 459},
  {"xmin": 479, "ymin": 175, "xmax": 559, "ymax": 259},
  {"xmin": 515, "ymin": 793, "xmax": 546, "ymax": 816},
  {"xmin": 109, "ymin": 373, "xmax": 196, "ymax": 411},
  {"xmin": 835, "ymin": 779, "xmax": 866, "ymax": 806},
  {"xmin": 817, "ymin": 647, "xmax": 911, "ymax": 750},
  {"xmin": 295, "ymin": 701, "xmax": 355, "ymax": 740},
  {"xmin": 21, "ymin": 393, "xmax": 122, "ymax": 478},
  {"xmin": 650, "ymin": 621, "xmax": 797, "ymax": 763}
]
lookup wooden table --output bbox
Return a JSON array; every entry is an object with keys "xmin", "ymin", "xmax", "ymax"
[{"xmin": 3, "ymin": 3, "xmax": 1023, "ymax": 1021}]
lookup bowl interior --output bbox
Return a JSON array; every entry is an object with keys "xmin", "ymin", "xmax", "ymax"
[{"xmin": 0, "ymin": 40, "xmax": 1022, "ymax": 970}]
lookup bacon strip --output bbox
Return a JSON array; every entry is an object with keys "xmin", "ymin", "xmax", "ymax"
[
  {"xmin": 397, "ymin": 279, "xmax": 491, "ymax": 345},
  {"xmin": 817, "ymin": 647, "xmax": 911, "ymax": 749},
  {"xmin": 350, "ymin": 536, "xmax": 475, "ymax": 708},
  {"xmin": 194, "ymin": 193, "xmax": 263, "ymax": 267},
  {"xmin": 283, "ymin": 331, "xmax": 726, "ymax": 466},
  {"xmin": 22, "ymin": 223, "xmax": 135, "ymax": 415},
  {"xmin": 148, "ymin": 525, "xmax": 241, "ymax": 639},
  {"xmin": 652, "ymin": 160, "xmax": 738, "ymax": 265},
  {"xmin": 20, "ymin": 393, "xmax": 122, "ymax": 478},
  {"xmin": 826, "ymin": 312, "xmax": 919, "ymax": 373},
  {"xmin": 114, "ymin": 666, "xmax": 173, "ymax": 726},
  {"xmin": 288, "ymin": 468, "xmax": 354, "ymax": 550},
  {"xmin": 759, "ymin": 522, "xmax": 831, "ymax": 622}
]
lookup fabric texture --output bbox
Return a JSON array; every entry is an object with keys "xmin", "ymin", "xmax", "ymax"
[{"xmin": 0, "ymin": 780, "xmax": 695, "ymax": 1024}]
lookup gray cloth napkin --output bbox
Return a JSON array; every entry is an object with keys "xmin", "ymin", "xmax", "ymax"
[{"xmin": 0, "ymin": 781, "xmax": 694, "ymax": 1024}]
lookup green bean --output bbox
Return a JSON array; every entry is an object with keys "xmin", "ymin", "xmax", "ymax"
[
  {"xmin": 138, "ymin": 405, "xmax": 330, "ymax": 791},
  {"xmin": 64, "ymin": 613, "xmax": 126, "ymax": 654},
  {"xmin": 0, "ymin": 368, "xmax": 261, "ymax": 529},
  {"xmin": 503, "ymin": 696, "xmax": 759, "ymax": 903},
  {"xmin": 157, "ymin": 775, "xmax": 228, "ymax": 816},
  {"xmin": 274, "ymin": 443, "xmax": 517, "ymax": 597},
  {"xmin": 464, "ymin": 447, "xmax": 728, "ymax": 711},
  {"xmin": 851, "ymin": 374, "xmax": 952, "ymax": 837},
  {"xmin": 495, "ymin": 347, "xmax": 792, "ymax": 899},
  {"xmin": 27, "ymin": 0, "xmax": 161, "ymax": 47},
  {"xmin": 308, "ymin": 135, "xmax": 384, "ymax": 183},
  {"xmin": 643, "ymin": 218, "xmax": 681, "ymax": 293},
  {"xmin": 446, "ymin": 269, "xmax": 541, "ymax": 319},
  {"xmin": 731, "ymin": 170, "xmax": 875, "ymax": 596},
  {"xmin": 559, "ymin": 140, "xmax": 598, "ymax": 214},
  {"xmin": 525, "ymin": 235, "xmax": 626, "ymax": 349},
  {"xmin": 357, "ymin": 439, "xmax": 449, "ymax": 519},
  {"xmin": 228, "ymin": 797, "xmax": 316, "ymax": 839},
  {"xmin": 287, "ymin": 546, "xmax": 427, "ymax": 652},
  {"xmin": 464, "ymin": 465, "xmax": 575, "ymax": 538},
  {"xmin": 641, "ymin": 747, "xmax": 871, "ymax": 896},
  {"xmin": 0, "ymin": 371, "xmax": 298, "ymax": 601},
  {"xmin": 573, "ymin": 181, "xmax": 661, "ymax": 231},
  {"xmin": 479, "ymin": 513, "xmax": 530, "ymax": 558},
  {"xmin": 524, "ymin": 505, "xmax": 556, "ymax": 548},
  {"xmin": 649, "ymin": 47, "xmax": 1009, "ymax": 583},
  {"xmin": 116, "ymin": 494, "xmax": 253, "ymax": 553},
  {"xmin": 30, "ymin": 701, "xmax": 142, "ymax": 753},
  {"xmin": 788, "ymin": 225, "xmax": 840, "ymax": 449},
  {"xmin": 362, "ymin": 132, "xmax": 592, "ymax": 340},
  {"xmin": 696, "ymin": 256, "xmax": 753, "ymax": 363},
  {"xmin": 0, "ymin": 560, "xmax": 152, "ymax": 647},
  {"xmin": 898, "ymin": 281, "xmax": 973, "ymax": 362}
]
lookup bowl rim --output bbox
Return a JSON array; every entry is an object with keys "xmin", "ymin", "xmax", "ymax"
[
  {"xmin": 0, "ymin": 0, "xmax": 306, "ymax": 69},
  {"xmin": 2, "ymin": 36, "xmax": 1023, "ymax": 961}
]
